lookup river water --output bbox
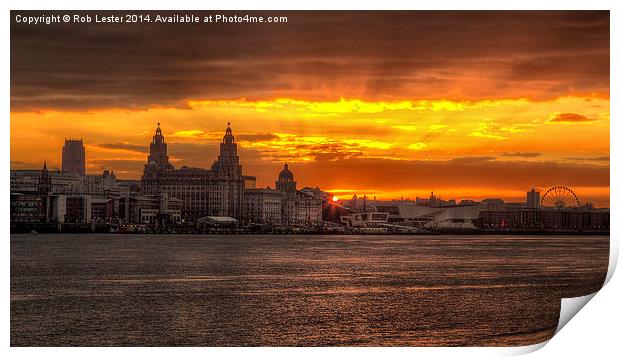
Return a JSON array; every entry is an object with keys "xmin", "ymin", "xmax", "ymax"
[{"xmin": 10, "ymin": 234, "xmax": 608, "ymax": 346}]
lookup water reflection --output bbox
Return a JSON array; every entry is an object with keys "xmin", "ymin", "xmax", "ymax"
[{"xmin": 11, "ymin": 234, "xmax": 608, "ymax": 346}]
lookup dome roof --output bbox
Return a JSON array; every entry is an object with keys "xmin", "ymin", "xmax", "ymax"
[{"xmin": 278, "ymin": 163, "xmax": 294, "ymax": 182}]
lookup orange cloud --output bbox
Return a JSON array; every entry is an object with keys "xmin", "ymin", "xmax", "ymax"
[
  {"xmin": 548, "ymin": 113, "xmax": 596, "ymax": 123},
  {"xmin": 10, "ymin": 95, "xmax": 610, "ymax": 206}
]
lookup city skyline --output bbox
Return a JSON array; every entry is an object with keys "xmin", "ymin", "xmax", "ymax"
[
  {"xmin": 9, "ymin": 10, "xmax": 612, "ymax": 348},
  {"xmin": 10, "ymin": 11, "xmax": 609, "ymax": 206},
  {"xmin": 11, "ymin": 122, "xmax": 609, "ymax": 208}
]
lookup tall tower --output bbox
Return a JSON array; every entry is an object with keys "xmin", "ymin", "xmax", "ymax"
[
  {"xmin": 210, "ymin": 123, "xmax": 244, "ymax": 218},
  {"xmin": 211, "ymin": 122, "xmax": 241, "ymax": 176},
  {"xmin": 62, "ymin": 138, "xmax": 86, "ymax": 176},
  {"xmin": 147, "ymin": 123, "xmax": 174, "ymax": 170}
]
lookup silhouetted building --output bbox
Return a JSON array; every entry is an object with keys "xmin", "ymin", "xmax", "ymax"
[
  {"xmin": 481, "ymin": 198, "xmax": 505, "ymax": 211},
  {"xmin": 119, "ymin": 194, "xmax": 182, "ymax": 226},
  {"xmin": 244, "ymin": 187, "xmax": 284, "ymax": 223},
  {"xmin": 10, "ymin": 193, "xmax": 47, "ymax": 224},
  {"xmin": 478, "ymin": 207, "xmax": 609, "ymax": 232},
  {"xmin": 277, "ymin": 163, "xmax": 296, "ymax": 221},
  {"xmin": 91, "ymin": 198, "xmax": 113, "ymax": 222},
  {"xmin": 275, "ymin": 163, "xmax": 322, "ymax": 223},
  {"xmin": 64, "ymin": 196, "xmax": 91, "ymax": 223},
  {"xmin": 62, "ymin": 138, "xmax": 86, "ymax": 176},
  {"xmin": 141, "ymin": 123, "xmax": 252, "ymax": 221},
  {"xmin": 527, "ymin": 188, "xmax": 541, "ymax": 208},
  {"xmin": 416, "ymin": 192, "xmax": 456, "ymax": 207}
]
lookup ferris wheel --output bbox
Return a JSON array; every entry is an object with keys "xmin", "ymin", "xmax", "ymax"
[{"xmin": 541, "ymin": 186, "xmax": 580, "ymax": 208}]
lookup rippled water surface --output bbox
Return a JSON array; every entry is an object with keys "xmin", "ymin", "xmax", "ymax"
[{"xmin": 10, "ymin": 234, "xmax": 608, "ymax": 346}]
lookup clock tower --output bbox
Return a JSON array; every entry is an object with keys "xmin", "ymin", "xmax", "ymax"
[
  {"xmin": 210, "ymin": 123, "xmax": 244, "ymax": 218},
  {"xmin": 211, "ymin": 122, "xmax": 241, "ymax": 176}
]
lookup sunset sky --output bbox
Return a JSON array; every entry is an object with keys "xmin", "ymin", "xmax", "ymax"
[{"xmin": 10, "ymin": 11, "xmax": 610, "ymax": 206}]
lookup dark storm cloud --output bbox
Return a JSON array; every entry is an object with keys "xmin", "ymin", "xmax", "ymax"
[{"xmin": 10, "ymin": 10, "xmax": 609, "ymax": 111}]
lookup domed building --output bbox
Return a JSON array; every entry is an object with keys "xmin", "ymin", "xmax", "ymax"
[
  {"xmin": 276, "ymin": 163, "xmax": 296, "ymax": 192},
  {"xmin": 274, "ymin": 162, "xmax": 322, "ymax": 223},
  {"xmin": 139, "ymin": 123, "xmax": 321, "ymax": 225}
]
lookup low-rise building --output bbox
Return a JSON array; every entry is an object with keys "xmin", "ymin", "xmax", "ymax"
[
  {"xmin": 10, "ymin": 169, "xmax": 82, "ymax": 195},
  {"xmin": 64, "ymin": 195, "xmax": 91, "ymax": 223},
  {"xmin": 10, "ymin": 193, "xmax": 47, "ymax": 224},
  {"xmin": 244, "ymin": 187, "xmax": 284, "ymax": 223},
  {"xmin": 91, "ymin": 198, "xmax": 113, "ymax": 222},
  {"xmin": 477, "ymin": 207, "xmax": 610, "ymax": 231},
  {"xmin": 120, "ymin": 194, "xmax": 182, "ymax": 226}
]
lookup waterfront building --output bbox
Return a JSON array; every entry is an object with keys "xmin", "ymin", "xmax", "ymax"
[
  {"xmin": 244, "ymin": 187, "xmax": 284, "ymax": 224},
  {"xmin": 10, "ymin": 193, "xmax": 68, "ymax": 225},
  {"xmin": 275, "ymin": 163, "xmax": 322, "ymax": 223},
  {"xmin": 62, "ymin": 138, "xmax": 86, "ymax": 176},
  {"xmin": 12, "ymin": 165, "xmax": 121, "ymax": 222},
  {"xmin": 340, "ymin": 202, "xmax": 481, "ymax": 230},
  {"xmin": 50, "ymin": 171, "xmax": 83, "ymax": 194},
  {"xmin": 292, "ymin": 190, "xmax": 323, "ymax": 222},
  {"xmin": 83, "ymin": 170, "xmax": 119, "ymax": 197},
  {"xmin": 83, "ymin": 170, "xmax": 121, "ymax": 219},
  {"xmin": 276, "ymin": 163, "xmax": 296, "ymax": 222},
  {"xmin": 10, "ymin": 193, "xmax": 47, "ymax": 224},
  {"xmin": 10, "ymin": 162, "xmax": 99, "ymax": 228},
  {"xmin": 141, "ymin": 123, "xmax": 254, "ymax": 221},
  {"xmin": 11, "ymin": 168, "xmax": 82, "ymax": 195},
  {"xmin": 481, "ymin": 198, "xmax": 505, "ymax": 211},
  {"xmin": 526, "ymin": 188, "xmax": 541, "ymax": 208},
  {"xmin": 300, "ymin": 186, "xmax": 328, "ymax": 200},
  {"xmin": 478, "ymin": 207, "xmax": 609, "ymax": 232},
  {"xmin": 10, "ymin": 169, "xmax": 39, "ymax": 193},
  {"xmin": 340, "ymin": 211, "xmax": 390, "ymax": 229},
  {"xmin": 64, "ymin": 195, "xmax": 91, "ymax": 223},
  {"xmin": 10, "ymin": 192, "xmax": 91, "ymax": 226},
  {"xmin": 91, "ymin": 198, "xmax": 113, "ymax": 222},
  {"xmin": 119, "ymin": 194, "xmax": 182, "ymax": 225}
]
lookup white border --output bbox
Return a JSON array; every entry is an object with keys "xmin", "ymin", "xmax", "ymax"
[{"xmin": 3, "ymin": 1, "xmax": 617, "ymax": 356}]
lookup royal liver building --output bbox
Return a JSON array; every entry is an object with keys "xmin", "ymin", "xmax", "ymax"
[{"xmin": 141, "ymin": 123, "xmax": 253, "ymax": 221}]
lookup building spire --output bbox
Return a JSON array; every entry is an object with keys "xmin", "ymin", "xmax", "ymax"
[
  {"xmin": 223, "ymin": 122, "xmax": 234, "ymax": 143},
  {"xmin": 42, "ymin": 160, "xmax": 48, "ymax": 171}
]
